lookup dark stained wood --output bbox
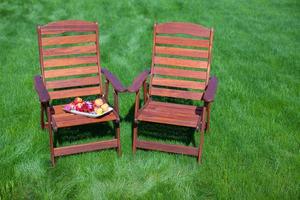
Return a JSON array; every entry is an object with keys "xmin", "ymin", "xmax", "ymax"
[
  {"xmin": 156, "ymin": 36, "xmax": 209, "ymax": 48},
  {"xmin": 54, "ymin": 139, "xmax": 118, "ymax": 156},
  {"xmin": 153, "ymin": 67, "xmax": 207, "ymax": 80},
  {"xmin": 137, "ymin": 100, "xmax": 202, "ymax": 127},
  {"xmin": 152, "ymin": 77, "xmax": 206, "ymax": 90},
  {"xmin": 46, "ymin": 76, "xmax": 100, "ymax": 89},
  {"xmin": 44, "ymin": 66, "xmax": 98, "ymax": 78},
  {"xmin": 49, "ymin": 86, "xmax": 100, "ymax": 99},
  {"xmin": 155, "ymin": 46, "xmax": 209, "ymax": 58},
  {"xmin": 43, "ymin": 56, "xmax": 97, "ymax": 68},
  {"xmin": 130, "ymin": 22, "xmax": 215, "ymax": 163},
  {"xmin": 40, "ymin": 20, "xmax": 98, "ymax": 35},
  {"xmin": 41, "ymin": 34, "xmax": 97, "ymax": 46},
  {"xmin": 154, "ymin": 56, "xmax": 208, "ymax": 69},
  {"xmin": 156, "ymin": 22, "xmax": 211, "ymax": 38},
  {"xmin": 43, "ymin": 45, "xmax": 97, "ymax": 57},
  {"xmin": 36, "ymin": 20, "xmax": 123, "ymax": 166},
  {"xmin": 150, "ymin": 87, "xmax": 203, "ymax": 100},
  {"xmin": 136, "ymin": 140, "xmax": 198, "ymax": 156}
]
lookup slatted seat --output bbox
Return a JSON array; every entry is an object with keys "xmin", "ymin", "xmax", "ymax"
[
  {"xmin": 51, "ymin": 105, "xmax": 118, "ymax": 129},
  {"xmin": 34, "ymin": 20, "xmax": 126, "ymax": 166},
  {"xmin": 128, "ymin": 22, "xmax": 218, "ymax": 163},
  {"xmin": 137, "ymin": 101, "xmax": 203, "ymax": 128}
]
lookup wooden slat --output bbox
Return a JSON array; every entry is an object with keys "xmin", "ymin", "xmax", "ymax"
[
  {"xmin": 40, "ymin": 21, "xmax": 97, "ymax": 35},
  {"xmin": 42, "ymin": 34, "xmax": 96, "ymax": 46},
  {"xmin": 156, "ymin": 36, "xmax": 209, "ymax": 48},
  {"xmin": 156, "ymin": 22, "xmax": 211, "ymax": 38},
  {"xmin": 44, "ymin": 56, "xmax": 97, "ymax": 68},
  {"xmin": 43, "ymin": 45, "xmax": 97, "ymax": 57},
  {"xmin": 136, "ymin": 140, "xmax": 198, "ymax": 156},
  {"xmin": 154, "ymin": 57, "xmax": 208, "ymax": 69},
  {"xmin": 52, "ymin": 112, "xmax": 117, "ymax": 128},
  {"xmin": 49, "ymin": 86, "xmax": 100, "ymax": 99},
  {"xmin": 153, "ymin": 67, "xmax": 207, "ymax": 80},
  {"xmin": 152, "ymin": 77, "xmax": 206, "ymax": 90},
  {"xmin": 155, "ymin": 46, "xmax": 208, "ymax": 58},
  {"xmin": 54, "ymin": 139, "xmax": 118, "ymax": 157},
  {"xmin": 44, "ymin": 66, "xmax": 99, "ymax": 78},
  {"xmin": 150, "ymin": 87, "xmax": 203, "ymax": 100},
  {"xmin": 46, "ymin": 76, "xmax": 100, "ymax": 89}
]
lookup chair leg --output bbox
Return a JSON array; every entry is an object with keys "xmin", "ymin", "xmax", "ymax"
[
  {"xmin": 132, "ymin": 121, "xmax": 138, "ymax": 155},
  {"xmin": 115, "ymin": 121, "xmax": 121, "ymax": 156},
  {"xmin": 47, "ymin": 108, "xmax": 55, "ymax": 166},
  {"xmin": 40, "ymin": 103, "xmax": 45, "ymax": 130},
  {"xmin": 197, "ymin": 128, "xmax": 205, "ymax": 164},
  {"xmin": 205, "ymin": 103, "xmax": 211, "ymax": 132}
]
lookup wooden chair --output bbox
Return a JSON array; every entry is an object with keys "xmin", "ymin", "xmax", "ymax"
[
  {"xmin": 34, "ymin": 20, "xmax": 126, "ymax": 166},
  {"xmin": 128, "ymin": 22, "xmax": 218, "ymax": 163}
]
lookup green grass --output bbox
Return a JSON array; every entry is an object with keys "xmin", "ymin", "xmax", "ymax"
[{"xmin": 0, "ymin": 0, "xmax": 299, "ymax": 199}]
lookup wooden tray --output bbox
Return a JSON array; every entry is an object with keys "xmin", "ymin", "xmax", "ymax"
[{"xmin": 64, "ymin": 107, "xmax": 113, "ymax": 118}]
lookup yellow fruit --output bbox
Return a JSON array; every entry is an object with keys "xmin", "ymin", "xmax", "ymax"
[
  {"xmin": 94, "ymin": 98, "xmax": 104, "ymax": 107},
  {"xmin": 95, "ymin": 108, "xmax": 103, "ymax": 115},
  {"xmin": 101, "ymin": 103, "xmax": 109, "ymax": 112}
]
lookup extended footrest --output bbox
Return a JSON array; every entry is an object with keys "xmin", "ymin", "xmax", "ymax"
[
  {"xmin": 54, "ymin": 139, "xmax": 118, "ymax": 157},
  {"xmin": 136, "ymin": 140, "xmax": 198, "ymax": 156}
]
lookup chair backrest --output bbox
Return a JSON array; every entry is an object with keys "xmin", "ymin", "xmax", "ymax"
[
  {"xmin": 37, "ymin": 20, "xmax": 102, "ymax": 100},
  {"xmin": 149, "ymin": 22, "xmax": 213, "ymax": 101}
]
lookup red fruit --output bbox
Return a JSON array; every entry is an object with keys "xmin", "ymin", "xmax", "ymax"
[{"xmin": 74, "ymin": 97, "xmax": 83, "ymax": 104}]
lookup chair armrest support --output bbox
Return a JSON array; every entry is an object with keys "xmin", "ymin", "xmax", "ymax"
[
  {"xmin": 203, "ymin": 76, "xmax": 218, "ymax": 103},
  {"xmin": 34, "ymin": 75, "xmax": 50, "ymax": 103},
  {"xmin": 101, "ymin": 68, "xmax": 126, "ymax": 93},
  {"xmin": 127, "ymin": 69, "xmax": 150, "ymax": 93}
]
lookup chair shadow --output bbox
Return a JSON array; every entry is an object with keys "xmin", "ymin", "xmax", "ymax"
[
  {"xmin": 54, "ymin": 119, "xmax": 115, "ymax": 147},
  {"xmin": 123, "ymin": 97, "xmax": 198, "ymax": 147}
]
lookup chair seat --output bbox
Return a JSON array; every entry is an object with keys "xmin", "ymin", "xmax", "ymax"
[
  {"xmin": 137, "ymin": 101, "xmax": 203, "ymax": 128},
  {"xmin": 51, "ymin": 104, "xmax": 118, "ymax": 129}
]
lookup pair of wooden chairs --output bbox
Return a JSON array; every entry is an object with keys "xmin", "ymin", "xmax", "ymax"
[{"xmin": 34, "ymin": 20, "xmax": 217, "ymax": 166}]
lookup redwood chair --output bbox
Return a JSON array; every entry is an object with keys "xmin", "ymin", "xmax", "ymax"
[
  {"xmin": 128, "ymin": 22, "xmax": 218, "ymax": 163},
  {"xmin": 34, "ymin": 20, "xmax": 126, "ymax": 166}
]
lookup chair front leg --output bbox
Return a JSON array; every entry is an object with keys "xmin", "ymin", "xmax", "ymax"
[
  {"xmin": 132, "ymin": 90, "xmax": 140, "ymax": 154},
  {"xmin": 197, "ymin": 106, "xmax": 207, "ymax": 163},
  {"xmin": 205, "ymin": 102, "xmax": 211, "ymax": 132},
  {"xmin": 46, "ymin": 106, "xmax": 55, "ymax": 166}
]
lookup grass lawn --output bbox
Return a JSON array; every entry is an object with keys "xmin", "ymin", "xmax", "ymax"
[{"xmin": 0, "ymin": 0, "xmax": 299, "ymax": 199}]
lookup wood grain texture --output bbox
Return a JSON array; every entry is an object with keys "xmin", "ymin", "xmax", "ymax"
[
  {"xmin": 54, "ymin": 139, "xmax": 118, "ymax": 156},
  {"xmin": 49, "ymin": 86, "xmax": 100, "ymax": 99},
  {"xmin": 154, "ymin": 56, "xmax": 208, "ymax": 69},
  {"xmin": 137, "ymin": 100, "xmax": 202, "ymax": 127},
  {"xmin": 136, "ymin": 140, "xmax": 198, "ymax": 156},
  {"xmin": 155, "ymin": 46, "xmax": 209, "ymax": 58},
  {"xmin": 44, "ymin": 56, "xmax": 97, "ymax": 68},
  {"xmin": 152, "ymin": 77, "xmax": 206, "ymax": 90},
  {"xmin": 156, "ymin": 36, "xmax": 209, "ymax": 48},
  {"xmin": 41, "ymin": 34, "xmax": 96, "ymax": 46},
  {"xmin": 153, "ymin": 67, "xmax": 207, "ymax": 80},
  {"xmin": 156, "ymin": 22, "xmax": 211, "ymax": 38},
  {"xmin": 150, "ymin": 87, "xmax": 203, "ymax": 100},
  {"xmin": 46, "ymin": 76, "xmax": 100, "ymax": 89},
  {"xmin": 43, "ymin": 45, "xmax": 97, "ymax": 56},
  {"xmin": 44, "ymin": 66, "xmax": 99, "ymax": 78},
  {"xmin": 40, "ymin": 20, "xmax": 97, "ymax": 35}
]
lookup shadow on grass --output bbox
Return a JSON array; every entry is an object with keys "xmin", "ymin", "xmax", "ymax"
[{"xmin": 54, "ymin": 121, "xmax": 115, "ymax": 147}]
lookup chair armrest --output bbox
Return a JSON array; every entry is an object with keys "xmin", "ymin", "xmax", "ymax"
[
  {"xmin": 203, "ymin": 76, "xmax": 218, "ymax": 102},
  {"xmin": 101, "ymin": 68, "xmax": 126, "ymax": 93},
  {"xmin": 34, "ymin": 75, "xmax": 50, "ymax": 103},
  {"xmin": 127, "ymin": 69, "xmax": 150, "ymax": 93}
]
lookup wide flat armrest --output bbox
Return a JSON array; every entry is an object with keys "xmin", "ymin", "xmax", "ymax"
[
  {"xmin": 34, "ymin": 75, "xmax": 50, "ymax": 103},
  {"xmin": 203, "ymin": 76, "xmax": 218, "ymax": 102},
  {"xmin": 101, "ymin": 68, "xmax": 126, "ymax": 93},
  {"xmin": 127, "ymin": 69, "xmax": 150, "ymax": 93}
]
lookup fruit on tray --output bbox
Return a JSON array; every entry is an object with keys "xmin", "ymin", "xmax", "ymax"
[
  {"xmin": 64, "ymin": 97, "xmax": 109, "ymax": 115},
  {"xmin": 101, "ymin": 103, "xmax": 109, "ymax": 112},
  {"xmin": 94, "ymin": 98, "xmax": 104, "ymax": 107}
]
